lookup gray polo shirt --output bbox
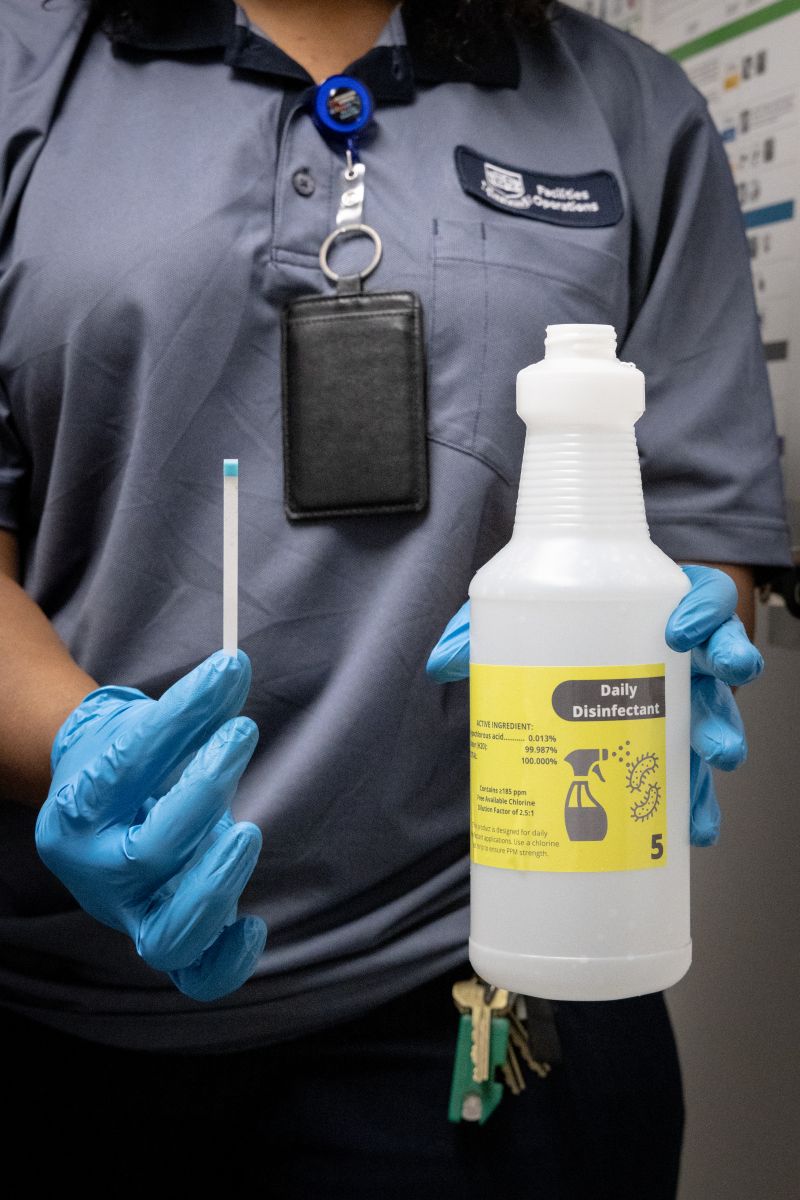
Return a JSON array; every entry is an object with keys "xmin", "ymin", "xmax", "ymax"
[{"xmin": 0, "ymin": 0, "xmax": 790, "ymax": 1050}]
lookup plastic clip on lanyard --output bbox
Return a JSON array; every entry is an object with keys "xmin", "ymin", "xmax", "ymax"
[
  {"xmin": 312, "ymin": 74, "xmax": 380, "ymax": 286},
  {"xmin": 280, "ymin": 74, "xmax": 428, "ymax": 521},
  {"xmin": 312, "ymin": 74, "xmax": 372, "ymax": 231},
  {"xmin": 313, "ymin": 75, "xmax": 382, "ymax": 298}
]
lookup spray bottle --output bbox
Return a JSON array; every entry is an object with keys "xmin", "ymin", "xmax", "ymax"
[
  {"xmin": 468, "ymin": 324, "xmax": 691, "ymax": 1001},
  {"xmin": 563, "ymin": 748, "xmax": 609, "ymax": 842}
]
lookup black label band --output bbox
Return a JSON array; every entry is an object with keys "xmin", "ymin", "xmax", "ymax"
[
  {"xmin": 455, "ymin": 145, "xmax": 623, "ymax": 229},
  {"xmin": 552, "ymin": 677, "xmax": 666, "ymax": 721}
]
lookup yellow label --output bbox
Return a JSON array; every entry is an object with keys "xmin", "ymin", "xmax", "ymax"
[{"xmin": 470, "ymin": 663, "xmax": 667, "ymax": 873}]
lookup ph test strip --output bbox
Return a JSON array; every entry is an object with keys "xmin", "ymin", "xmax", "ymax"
[{"xmin": 223, "ymin": 458, "xmax": 238, "ymax": 655}]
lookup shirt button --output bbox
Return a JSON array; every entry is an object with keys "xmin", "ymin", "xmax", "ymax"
[{"xmin": 292, "ymin": 169, "xmax": 316, "ymax": 197}]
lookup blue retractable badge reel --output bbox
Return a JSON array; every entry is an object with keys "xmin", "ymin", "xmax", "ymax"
[{"xmin": 312, "ymin": 74, "xmax": 374, "ymax": 161}]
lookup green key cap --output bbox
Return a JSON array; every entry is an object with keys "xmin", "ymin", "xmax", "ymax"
[{"xmin": 448, "ymin": 1013, "xmax": 510, "ymax": 1124}]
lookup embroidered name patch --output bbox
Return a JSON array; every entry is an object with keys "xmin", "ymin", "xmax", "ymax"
[{"xmin": 455, "ymin": 145, "xmax": 623, "ymax": 228}]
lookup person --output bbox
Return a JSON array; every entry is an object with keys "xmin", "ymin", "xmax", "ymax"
[{"xmin": 0, "ymin": 0, "xmax": 790, "ymax": 1193}]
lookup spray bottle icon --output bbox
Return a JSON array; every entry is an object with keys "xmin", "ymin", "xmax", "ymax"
[{"xmin": 564, "ymin": 748, "xmax": 609, "ymax": 842}]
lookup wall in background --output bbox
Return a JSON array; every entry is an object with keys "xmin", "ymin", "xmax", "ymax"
[
  {"xmin": 565, "ymin": 4, "xmax": 800, "ymax": 1197},
  {"xmin": 569, "ymin": 0, "xmax": 800, "ymax": 540},
  {"xmin": 667, "ymin": 604, "xmax": 800, "ymax": 1199}
]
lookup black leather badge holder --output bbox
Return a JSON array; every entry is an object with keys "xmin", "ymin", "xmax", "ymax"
[{"xmin": 281, "ymin": 289, "xmax": 428, "ymax": 520}]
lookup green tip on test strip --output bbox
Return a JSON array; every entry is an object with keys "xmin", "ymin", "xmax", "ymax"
[{"xmin": 224, "ymin": 458, "xmax": 239, "ymax": 476}]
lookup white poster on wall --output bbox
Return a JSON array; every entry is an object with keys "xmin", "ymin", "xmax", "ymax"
[
  {"xmin": 565, "ymin": 0, "xmax": 800, "ymax": 542},
  {"xmin": 648, "ymin": 1, "xmax": 779, "ymax": 53},
  {"xmin": 563, "ymin": 0, "xmax": 647, "ymax": 36},
  {"xmin": 677, "ymin": 9, "xmax": 800, "ymax": 534}
]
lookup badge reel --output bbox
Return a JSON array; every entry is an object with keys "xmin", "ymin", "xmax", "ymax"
[{"xmin": 281, "ymin": 75, "xmax": 428, "ymax": 521}]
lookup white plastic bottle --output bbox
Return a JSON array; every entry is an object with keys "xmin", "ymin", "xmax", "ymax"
[{"xmin": 468, "ymin": 323, "xmax": 691, "ymax": 1000}]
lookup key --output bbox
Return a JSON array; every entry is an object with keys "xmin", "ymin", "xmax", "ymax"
[
  {"xmin": 453, "ymin": 979, "xmax": 503, "ymax": 1084},
  {"xmin": 452, "ymin": 977, "xmax": 509, "ymax": 1083},
  {"xmin": 501, "ymin": 1038, "xmax": 526, "ymax": 1096},
  {"xmin": 508, "ymin": 1006, "xmax": 539, "ymax": 1068},
  {"xmin": 509, "ymin": 1017, "xmax": 551, "ymax": 1079},
  {"xmin": 510, "ymin": 997, "xmax": 552, "ymax": 1078}
]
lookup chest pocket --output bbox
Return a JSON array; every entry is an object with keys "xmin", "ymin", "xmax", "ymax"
[{"xmin": 428, "ymin": 217, "xmax": 628, "ymax": 485}]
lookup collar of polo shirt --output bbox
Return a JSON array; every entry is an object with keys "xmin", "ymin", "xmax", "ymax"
[{"xmin": 101, "ymin": 0, "xmax": 521, "ymax": 99}]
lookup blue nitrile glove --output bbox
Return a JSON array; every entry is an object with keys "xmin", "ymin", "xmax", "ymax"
[
  {"xmin": 426, "ymin": 565, "xmax": 763, "ymax": 846},
  {"xmin": 36, "ymin": 650, "xmax": 267, "ymax": 1002},
  {"xmin": 665, "ymin": 564, "xmax": 762, "ymax": 844}
]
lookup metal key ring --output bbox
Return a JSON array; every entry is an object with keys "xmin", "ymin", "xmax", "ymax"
[{"xmin": 319, "ymin": 222, "xmax": 383, "ymax": 283}]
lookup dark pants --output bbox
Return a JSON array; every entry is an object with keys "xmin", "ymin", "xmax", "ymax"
[{"xmin": 2, "ymin": 965, "xmax": 683, "ymax": 1195}]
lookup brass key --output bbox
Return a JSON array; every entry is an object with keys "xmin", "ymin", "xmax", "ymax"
[
  {"xmin": 501, "ymin": 1038, "xmax": 526, "ymax": 1095},
  {"xmin": 452, "ymin": 977, "xmax": 509, "ymax": 1083}
]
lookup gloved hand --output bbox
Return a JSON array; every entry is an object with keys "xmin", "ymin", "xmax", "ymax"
[
  {"xmin": 426, "ymin": 565, "xmax": 763, "ymax": 846},
  {"xmin": 665, "ymin": 564, "xmax": 762, "ymax": 844},
  {"xmin": 36, "ymin": 650, "xmax": 267, "ymax": 1001}
]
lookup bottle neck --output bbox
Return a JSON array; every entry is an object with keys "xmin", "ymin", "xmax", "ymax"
[{"xmin": 513, "ymin": 426, "xmax": 649, "ymax": 534}]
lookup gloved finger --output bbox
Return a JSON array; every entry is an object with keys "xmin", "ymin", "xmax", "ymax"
[
  {"xmin": 123, "ymin": 717, "xmax": 259, "ymax": 883},
  {"xmin": 690, "ymin": 614, "xmax": 764, "ymax": 686},
  {"xmin": 187, "ymin": 809, "xmax": 238, "ymax": 869},
  {"xmin": 690, "ymin": 674, "xmax": 747, "ymax": 770},
  {"xmin": 170, "ymin": 915, "xmax": 267, "ymax": 1003},
  {"xmin": 426, "ymin": 600, "xmax": 471, "ymax": 682},
  {"xmin": 81, "ymin": 650, "xmax": 253, "ymax": 823},
  {"xmin": 665, "ymin": 565, "xmax": 738, "ymax": 652},
  {"xmin": 135, "ymin": 821, "xmax": 262, "ymax": 971},
  {"xmin": 689, "ymin": 750, "xmax": 720, "ymax": 846}
]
